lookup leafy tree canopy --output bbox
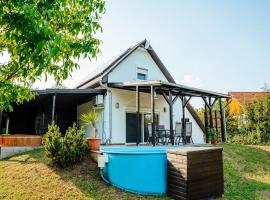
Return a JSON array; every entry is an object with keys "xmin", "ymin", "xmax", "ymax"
[{"xmin": 0, "ymin": 0, "xmax": 105, "ymax": 111}]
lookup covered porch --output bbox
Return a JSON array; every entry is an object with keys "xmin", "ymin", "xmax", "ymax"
[
  {"xmin": 0, "ymin": 88, "xmax": 107, "ymax": 135},
  {"xmin": 108, "ymin": 80, "xmax": 230, "ymax": 146}
]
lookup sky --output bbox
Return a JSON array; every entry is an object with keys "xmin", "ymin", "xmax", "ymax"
[{"xmin": 2, "ymin": 0, "xmax": 270, "ymax": 106}]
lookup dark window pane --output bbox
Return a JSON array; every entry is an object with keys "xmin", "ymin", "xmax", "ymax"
[{"xmin": 137, "ymin": 73, "xmax": 147, "ymax": 80}]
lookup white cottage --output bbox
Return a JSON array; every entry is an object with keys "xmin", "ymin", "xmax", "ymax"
[
  {"xmin": 77, "ymin": 40, "xmax": 207, "ymax": 145},
  {"xmin": 1, "ymin": 40, "xmax": 229, "ymax": 145}
]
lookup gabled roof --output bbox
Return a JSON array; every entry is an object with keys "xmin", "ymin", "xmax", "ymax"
[
  {"xmin": 229, "ymin": 92, "xmax": 266, "ymax": 105},
  {"xmin": 77, "ymin": 39, "xmax": 174, "ymax": 88},
  {"xmin": 77, "ymin": 39, "xmax": 206, "ymax": 133}
]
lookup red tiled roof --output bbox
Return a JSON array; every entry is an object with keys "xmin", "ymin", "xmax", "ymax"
[{"xmin": 228, "ymin": 92, "xmax": 266, "ymax": 105}]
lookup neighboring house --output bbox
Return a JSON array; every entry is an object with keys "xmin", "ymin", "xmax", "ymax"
[
  {"xmin": 228, "ymin": 92, "xmax": 267, "ymax": 126},
  {"xmin": 1, "ymin": 40, "xmax": 229, "ymax": 145},
  {"xmin": 228, "ymin": 92, "xmax": 266, "ymax": 115},
  {"xmin": 77, "ymin": 39, "xmax": 206, "ymax": 144}
]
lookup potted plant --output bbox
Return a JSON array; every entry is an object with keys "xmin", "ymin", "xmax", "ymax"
[
  {"xmin": 81, "ymin": 109, "xmax": 100, "ymax": 150},
  {"xmin": 209, "ymin": 128, "xmax": 218, "ymax": 145}
]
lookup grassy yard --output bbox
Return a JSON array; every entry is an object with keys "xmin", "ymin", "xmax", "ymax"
[{"xmin": 0, "ymin": 145, "xmax": 269, "ymax": 200}]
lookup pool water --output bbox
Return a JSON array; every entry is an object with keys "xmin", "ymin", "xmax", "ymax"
[{"xmin": 100, "ymin": 146, "xmax": 176, "ymax": 195}]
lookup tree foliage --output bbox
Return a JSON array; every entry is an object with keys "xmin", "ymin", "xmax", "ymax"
[
  {"xmin": 0, "ymin": 0, "xmax": 105, "ymax": 111},
  {"xmin": 228, "ymin": 86, "xmax": 270, "ymax": 144}
]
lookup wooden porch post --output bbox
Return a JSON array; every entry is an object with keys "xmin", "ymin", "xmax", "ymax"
[
  {"xmin": 209, "ymin": 97, "xmax": 213, "ymax": 128},
  {"xmin": 215, "ymin": 110, "xmax": 219, "ymax": 141},
  {"xmin": 204, "ymin": 103, "xmax": 209, "ymax": 143},
  {"xmin": 168, "ymin": 90, "xmax": 174, "ymax": 145},
  {"xmin": 219, "ymin": 98, "xmax": 226, "ymax": 142},
  {"xmin": 181, "ymin": 96, "xmax": 187, "ymax": 144},
  {"xmin": 136, "ymin": 86, "xmax": 140, "ymax": 146},
  {"xmin": 51, "ymin": 94, "xmax": 56, "ymax": 122},
  {"xmin": 151, "ymin": 86, "xmax": 156, "ymax": 146}
]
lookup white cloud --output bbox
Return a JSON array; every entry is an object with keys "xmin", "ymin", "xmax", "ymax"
[{"xmin": 177, "ymin": 74, "xmax": 203, "ymax": 88}]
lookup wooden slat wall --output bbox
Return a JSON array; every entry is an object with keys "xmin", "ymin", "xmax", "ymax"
[
  {"xmin": 167, "ymin": 148, "xmax": 224, "ymax": 200},
  {"xmin": 0, "ymin": 135, "xmax": 42, "ymax": 147}
]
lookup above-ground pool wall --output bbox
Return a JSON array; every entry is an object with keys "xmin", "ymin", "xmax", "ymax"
[{"xmin": 107, "ymin": 88, "xmax": 205, "ymax": 144}]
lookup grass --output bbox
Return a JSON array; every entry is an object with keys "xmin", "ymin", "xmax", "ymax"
[
  {"xmin": 0, "ymin": 145, "xmax": 269, "ymax": 200},
  {"xmin": 221, "ymin": 144, "xmax": 270, "ymax": 200}
]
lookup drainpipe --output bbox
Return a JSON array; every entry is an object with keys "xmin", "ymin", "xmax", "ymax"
[{"xmin": 99, "ymin": 80, "xmax": 112, "ymax": 144}]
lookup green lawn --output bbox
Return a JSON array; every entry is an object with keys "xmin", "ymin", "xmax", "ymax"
[{"xmin": 0, "ymin": 145, "xmax": 269, "ymax": 200}]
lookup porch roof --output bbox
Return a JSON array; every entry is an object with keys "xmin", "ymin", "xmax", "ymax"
[
  {"xmin": 108, "ymin": 80, "xmax": 230, "ymax": 99},
  {"xmin": 33, "ymin": 88, "xmax": 107, "ymax": 95}
]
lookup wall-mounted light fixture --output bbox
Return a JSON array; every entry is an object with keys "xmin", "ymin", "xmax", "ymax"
[
  {"xmin": 163, "ymin": 107, "xmax": 166, "ymax": 112},
  {"xmin": 115, "ymin": 102, "xmax": 119, "ymax": 109}
]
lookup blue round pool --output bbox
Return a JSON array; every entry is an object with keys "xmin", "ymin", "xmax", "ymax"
[{"xmin": 100, "ymin": 147, "xmax": 175, "ymax": 195}]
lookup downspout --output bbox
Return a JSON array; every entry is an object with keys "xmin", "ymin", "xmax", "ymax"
[{"xmin": 99, "ymin": 80, "xmax": 112, "ymax": 144}]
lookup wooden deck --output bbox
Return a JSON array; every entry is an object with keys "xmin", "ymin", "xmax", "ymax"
[
  {"xmin": 167, "ymin": 147, "xmax": 224, "ymax": 200},
  {"xmin": 0, "ymin": 134, "xmax": 42, "ymax": 147}
]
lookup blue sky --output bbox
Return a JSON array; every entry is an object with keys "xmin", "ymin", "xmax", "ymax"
[
  {"xmin": 2, "ymin": 1, "xmax": 270, "ymax": 96},
  {"xmin": 66, "ymin": 0, "xmax": 270, "ymax": 94}
]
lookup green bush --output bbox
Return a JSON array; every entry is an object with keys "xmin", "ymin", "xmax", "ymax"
[
  {"xmin": 228, "ymin": 130, "xmax": 270, "ymax": 145},
  {"xmin": 43, "ymin": 122, "xmax": 89, "ymax": 168}
]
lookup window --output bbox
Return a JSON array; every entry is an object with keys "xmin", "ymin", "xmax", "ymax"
[
  {"xmin": 137, "ymin": 73, "xmax": 147, "ymax": 80},
  {"xmin": 137, "ymin": 67, "xmax": 148, "ymax": 80}
]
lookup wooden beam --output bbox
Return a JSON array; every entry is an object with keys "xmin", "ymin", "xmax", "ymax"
[
  {"xmin": 202, "ymin": 97, "xmax": 211, "ymax": 109},
  {"xmin": 184, "ymin": 96, "xmax": 192, "ymax": 107},
  {"xmin": 169, "ymin": 90, "xmax": 174, "ymax": 145},
  {"xmin": 204, "ymin": 103, "xmax": 209, "ymax": 143},
  {"xmin": 161, "ymin": 92, "xmax": 170, "ymax": 105},
  {"xmin": 211, "ymin": 97, "xmax": 219, "ymax": 108},
  {"xmin": 209, "ymin": 97, "xmax": 214, "ymax": 128},
  {"xmin": 172, "ymin": 95, "xmax": 179, "ymax": 105},
  {"xmin": 215, "ymin": 110, "xmax": 219, "ymax": 141},
  {"xmin": 151, "ymin": 86, "xmax": 156, "ymax": 146},
  {"xmin": 136, "ymin": 86, "xmax": 140, "ymax": 146},
  {"xmin": 219, "ymin": 98, "xmax": 226, "ymax": 143},
  {"xmin": 181, "ymin": 96, "xmax": 187, "ymax": 144}
]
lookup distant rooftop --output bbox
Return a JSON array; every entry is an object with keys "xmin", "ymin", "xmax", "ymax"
[{"xmin": 229, "ymin": 92, "xmax": 267, "ymax": 104}]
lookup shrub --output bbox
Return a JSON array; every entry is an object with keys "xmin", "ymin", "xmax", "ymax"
[
  {"xmin": 43, "ymin": 122, "xmax": 89, "ymax": 168},
  {"xmin": 42, "ymin": 122, "xmax": 63, "ymax": 164}
]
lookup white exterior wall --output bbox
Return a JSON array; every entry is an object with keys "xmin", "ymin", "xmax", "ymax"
[
  {"xmin": 108, "ymin": 47, "xmax": 168, "ymax": 82},
  {"xmin": 106, "ymin": 88, "xmax": 204, "ymax": 144},
  {"xmin": 79, "ymin": 47, "xmax": 205, "ymax": 144}
]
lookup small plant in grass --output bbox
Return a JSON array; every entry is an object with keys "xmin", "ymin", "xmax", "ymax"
[{"xmin": 43, "ymin": 122, "xmax": 89, "ymax": 168}]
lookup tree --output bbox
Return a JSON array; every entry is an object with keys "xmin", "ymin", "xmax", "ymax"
[{"xmin": 0, "ymin": 0, "xmax": 105, "ymax": 111}]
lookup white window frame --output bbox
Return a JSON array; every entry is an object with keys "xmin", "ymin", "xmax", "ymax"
[{"xmin": 136, "ymin": 67, "xmax": 148, "ymax": 80}]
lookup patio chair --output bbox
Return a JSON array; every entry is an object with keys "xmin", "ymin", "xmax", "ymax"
[
  {"xmin": 174, "ymin": 122, "xmax": 183, "ymax": 145},
  {"xmin": 156, "ymin": 125, "xmax": 168, "ymax": 145},
  {"xmin": 186, "ymin": 122, "xmax": 193, "ymax": 144},
  {"xmin": 147, "ymin": 123, "xmax": 153, "ymax": 144}
]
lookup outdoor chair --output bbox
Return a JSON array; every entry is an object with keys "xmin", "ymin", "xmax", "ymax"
[
  {"xmin": 186, "ymin": 122, "xmax": 193, "ymax": 144},
  {"xmin": 147, "ymin": 123, "xmax": 153, "ymax": 144},
  {"xmin": 156, "ymin": 125, "xmax": 169, "ymax": 145},
  {"xmin": 174, "ymin": 122, "xmax": 183, "ymax": 145}
]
